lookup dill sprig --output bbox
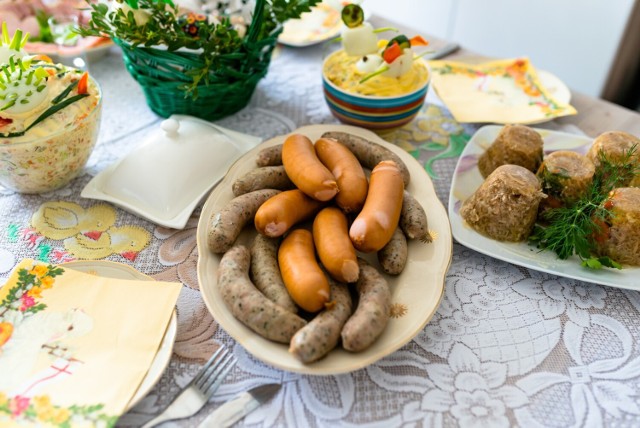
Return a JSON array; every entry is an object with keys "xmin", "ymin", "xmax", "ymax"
[{"xmin": 529, "ymin": 144, "xmax": 639, "ymax": 269}]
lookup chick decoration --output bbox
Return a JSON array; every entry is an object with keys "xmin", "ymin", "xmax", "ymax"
[
  {"xmin": 337, "ymin": 4, "xmax": 430, "ymax": 84},
  {"xmin": 31, "ymin": 201, "xmax": 151, "ymax": 261},
  {"xmin": 32, "ymin": 201, "xmax": 116, "ymax": 241},
  {"xmin": 64, "ymin": 225, "xmax": 151, "ymax": 261}
]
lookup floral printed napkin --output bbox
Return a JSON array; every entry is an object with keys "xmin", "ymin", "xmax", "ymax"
[
  {"xmin": 0, "ymin": 259, "xmax": 181, "ymax": 427},
  {"xmin": 428, "ymin": 58, "xmax": 577, "ymax": 124}
]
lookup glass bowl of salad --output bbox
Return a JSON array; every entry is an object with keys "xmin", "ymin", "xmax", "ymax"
[{"xmin": 0, "ymin": 24, "xmax": 102, "ymax": 194}]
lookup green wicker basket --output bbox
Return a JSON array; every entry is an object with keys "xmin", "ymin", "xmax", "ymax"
[{"xmin": 114, "ymin": 0, "xmax": 281, "ymax": 120}]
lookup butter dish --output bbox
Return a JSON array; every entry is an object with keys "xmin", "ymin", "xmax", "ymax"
[{"xmin": 82, "ymin": 115, "xmax": 261, "ymax": 229}]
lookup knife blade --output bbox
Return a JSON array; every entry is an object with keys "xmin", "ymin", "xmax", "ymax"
[
  {"xmin": 424, "ymin": 42, "xmax": 460, "ymax": 60},
  {"xmin": 198, "ymin": 383, "xmax": 281, "ymax": 428}
]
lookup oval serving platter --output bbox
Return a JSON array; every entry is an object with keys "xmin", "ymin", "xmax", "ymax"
[{"xmin": 196, "ymin": 124, "xmax": 452, "ymax": 375}]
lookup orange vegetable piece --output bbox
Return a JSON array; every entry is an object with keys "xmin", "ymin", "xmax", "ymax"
[
  {"xmin": 77, "ymin": 72, "xmax": 89, "ymax": 94},
  {"xmin": 409, "ymin": 35, "xmax": 429, "ymax": 46},
  {"xmin": 382, "ymin": 41, "xmax": 402, "ymax": 64}
]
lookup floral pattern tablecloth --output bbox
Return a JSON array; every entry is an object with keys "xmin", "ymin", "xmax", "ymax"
[{"xmin": 1, "ymin": 43, "xmax": 640, "ymax": 428}]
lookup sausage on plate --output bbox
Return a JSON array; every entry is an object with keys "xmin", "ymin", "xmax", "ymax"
[
  {"xmin": 341, "ymin": 258, "xmax": 391, "ymax": 352},
  {"xmin": 207, "ymin": 189, "xmax": 281, "ymax": 253},
  {"xmin": 289, "ymin": 280, "xmax": 353, "ymax": 363},
  {"xmin": 321, "ymin": 131, "xmax": 411, "ymax": 187},
  {"xmin": 250, "ymin": 234, "xmax": 298, "ymax": 313},
  {"xmin": 400, "ymin": 190, "xmax": 430, "ymax": 242},
  {"xmin": 218, "ymin": 245, "xmax": 307, "ymax": 343},
  {"xmin": 232, "ymin": 166, "xmax": 294, "ymax": 196},
  {"xmin": 377, "ymin": 227, "xmax": 408, "ymax": 275}
]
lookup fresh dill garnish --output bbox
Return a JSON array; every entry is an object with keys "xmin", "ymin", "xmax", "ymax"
[{"xmin": 529, "ymin": 144, "xmax": 639, "ymax": 269}]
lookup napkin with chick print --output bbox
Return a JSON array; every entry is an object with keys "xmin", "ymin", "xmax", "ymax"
[
  {"xmin": 429, "ymin": 57, "xmax": 577, "ymax": 124},
  {"xmin": 0, "ymin": 259, "xmax": 181, "ymax": 427}
]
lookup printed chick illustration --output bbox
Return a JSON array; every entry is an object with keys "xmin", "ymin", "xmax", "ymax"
[
  {"xmin": 64, "ymin": 226, "xmax": 151, "ymax": 261},
  {"xmin": 31, "ymin": 201, "xmax": 150, "ymax": 260},
  {"xmin": 32, "ymin": 201, "xmax": 116, "ymax": 241}
]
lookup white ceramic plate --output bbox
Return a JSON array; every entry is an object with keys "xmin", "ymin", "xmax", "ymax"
[
  {"xmin": 278, "ymin": 2, "xmax": 344, "ymax": 47},
  {"xmin": 25, "ymin": 39, "xmax": 114, "ymax": 63},
  {"xmin": 82, "ymin": 116, "xmax": 262, "ymax": 230},
  {"xmin": 196, "ymin": 124, "xmax": 452, "ymax": 375},
  {"xmin": 538, "ymin": 70, "xmax": 571, "ymax": 105},
  {"xmin": 449, "ymin": 125, "xmax": 640, "ymax": 290},
  {"xmin": 62, "ymin": 260, "xmax": 177, "ymax": 410}
]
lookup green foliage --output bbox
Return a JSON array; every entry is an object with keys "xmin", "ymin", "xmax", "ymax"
[
  {"xmin": 0, "ymin": 264, "xmax": 65, "ymax": 315},
  {"xmin": 529, "ymin": 145, "xmax": 640, "ymax": 269},
  {"xmin": 33, "ymin": 10, "xmax": 54, "ymax": 43},
  {"xmin": 269, "ymin": 0, "xmax": 320, "ymax": 24},
  {"xmin": 78, "ymin": 0, "xmax": 321, "ymax": 97}
]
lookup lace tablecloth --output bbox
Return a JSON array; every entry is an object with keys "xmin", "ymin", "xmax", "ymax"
[{"xmin": 2, "ymin": 44, "xmax": 640, "ymax": 428}]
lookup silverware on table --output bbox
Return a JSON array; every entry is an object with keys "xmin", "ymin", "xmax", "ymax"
[
  {"xmin": 198, "ymin": 383, "xmax": 281, "ymax": 428},
  {"xmin": 424, "ymin": 42, "xmax": 460, "ymax": 60},
  {"xmin": 141, "ymin": 347, "xmax": 237, "ymax": 428}
]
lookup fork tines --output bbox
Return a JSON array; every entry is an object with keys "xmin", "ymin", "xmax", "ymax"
[{"xmin": 194, "ymin": 347, "xmax": 237, "ymax": 397}]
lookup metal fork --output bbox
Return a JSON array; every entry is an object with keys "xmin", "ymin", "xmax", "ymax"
[{"xmin": 141, "ymin": 347, "xmax": 237, "ymax": 428}]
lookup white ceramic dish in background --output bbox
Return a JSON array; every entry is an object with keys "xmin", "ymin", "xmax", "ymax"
[
  {"xmin": 449, "ymin": 125, "xmax": 640, "ymax": 290},
  {"xmin": 278, "ymin": 1, "xmax": 369, "ymax": 47},
  {"xmin": 278, "ymin": 2, "xmax": 343, "ymax": 47},
  {"xmin": 196, "ymin": 124, "xmax": 452, "ymax": 375},
  {"xmin": 538, "ymin": 70, "xmax": 571, "ymax": 105},
  {"xmin": 62, "ymin": 260, "xmax": 177, "ymax": 411},
  {"xmin": 25, "ymin": 40, "xmax": 114, "ymax": 64},
  {"xmin": 82, "ymin": 115, "xmax": 262, "ymax": 229}
]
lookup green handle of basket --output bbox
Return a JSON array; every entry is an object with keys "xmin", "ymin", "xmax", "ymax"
[{"xmin": 246, "ymin": 0, "xmax": 266, "ymax": 44}]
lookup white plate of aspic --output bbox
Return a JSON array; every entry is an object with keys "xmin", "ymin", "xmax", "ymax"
[
  {"xmin": 196, "ymin": 124, "xmax": 452, "ymax": 375},
  {"xmin": 449, "ymin": 125, "xmax": 640, "ymax": 290}
]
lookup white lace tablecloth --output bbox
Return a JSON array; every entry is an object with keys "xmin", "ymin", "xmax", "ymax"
[{"xmin": 2, "ymin": 44, "xmax": 640, "ymax": 428}]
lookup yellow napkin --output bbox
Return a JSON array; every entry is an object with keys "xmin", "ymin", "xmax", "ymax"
[
  {"xmin": 0, "ymin": 259, "xmax": 181, "ymax": 427},
  {"xmin": 429, "ymin": 57, "xmax": 577, "ymax": 124}
]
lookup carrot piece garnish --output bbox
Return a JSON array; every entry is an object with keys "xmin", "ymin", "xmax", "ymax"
[
  {"xmin": 382, "ymin": 41, "xmax": 402, "ymax": 63},
  {"xmin": 33, "ymin": 54, "xmax": 53, "ymax": 63},
  {"xmin": 77, "ymin": 72, "xmax": 89, "ymax": 94},
  {"xmin": 409, "ymin": 35, "xmax": 429, "ymax": 46}
]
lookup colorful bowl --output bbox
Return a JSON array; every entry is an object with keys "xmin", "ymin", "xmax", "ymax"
[{"xmin": 322, "ymin": 52, "xmax": 430, "ymax": 130}]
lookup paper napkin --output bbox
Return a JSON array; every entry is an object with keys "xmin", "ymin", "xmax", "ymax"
[
  {"xmin": 0, "ymin": 259, "xmax": 181, "ymax": 427},
  {"xmin": 429, "ymin": 57, "xmax": 577, "ymax": 124}
]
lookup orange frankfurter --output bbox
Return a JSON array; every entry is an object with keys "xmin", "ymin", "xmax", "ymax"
[
  {"xmin": 349, "ymin": 161, "xmax": 405, "ymax": 252},
  {"xmin": 282, "ymin": 134, "xmax": 339, "ymax": 201},
  {"xmin": 313, "ymin": 207, "xmax": 359, "ymax": 283},
  {"xmin": 255, "ymin": 189, "xmax": 324, "ymax": 237},
  {"xmin": 315, "ymin": 137, "xmax": 368, "ymax": 213},
  {"xmin": 278, "ymin": 229, "xmax": 331, "ymax": 312}
]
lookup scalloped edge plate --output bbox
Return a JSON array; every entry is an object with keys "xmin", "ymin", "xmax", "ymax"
[{"xmin": 196, "ymin": 124, "xmax": 452, "ymax": 375}]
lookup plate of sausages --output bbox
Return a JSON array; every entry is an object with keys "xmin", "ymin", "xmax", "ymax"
[{"xmin": 196, "ymin": 124, "xmax": 452, "ymax": 375}]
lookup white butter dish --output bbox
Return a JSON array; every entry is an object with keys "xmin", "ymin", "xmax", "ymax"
[{"xmin": 82, "ymin": 115, "xmax": 261, "ymax": 229}]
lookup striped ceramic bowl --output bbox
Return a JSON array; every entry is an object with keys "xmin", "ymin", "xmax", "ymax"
[{"xmin": 322, "ymin": 54, "xmax": 430, "ymax": 130}]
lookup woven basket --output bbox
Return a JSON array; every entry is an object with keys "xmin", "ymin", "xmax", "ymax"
[{"xmin": 115, "ymin": 0, "xmax": 280, "ymax": 120}]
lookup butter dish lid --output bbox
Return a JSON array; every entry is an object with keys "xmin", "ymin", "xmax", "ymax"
[{"xmin": 82, "ymin": 115, "xmax": 261, "ymax": 229}]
